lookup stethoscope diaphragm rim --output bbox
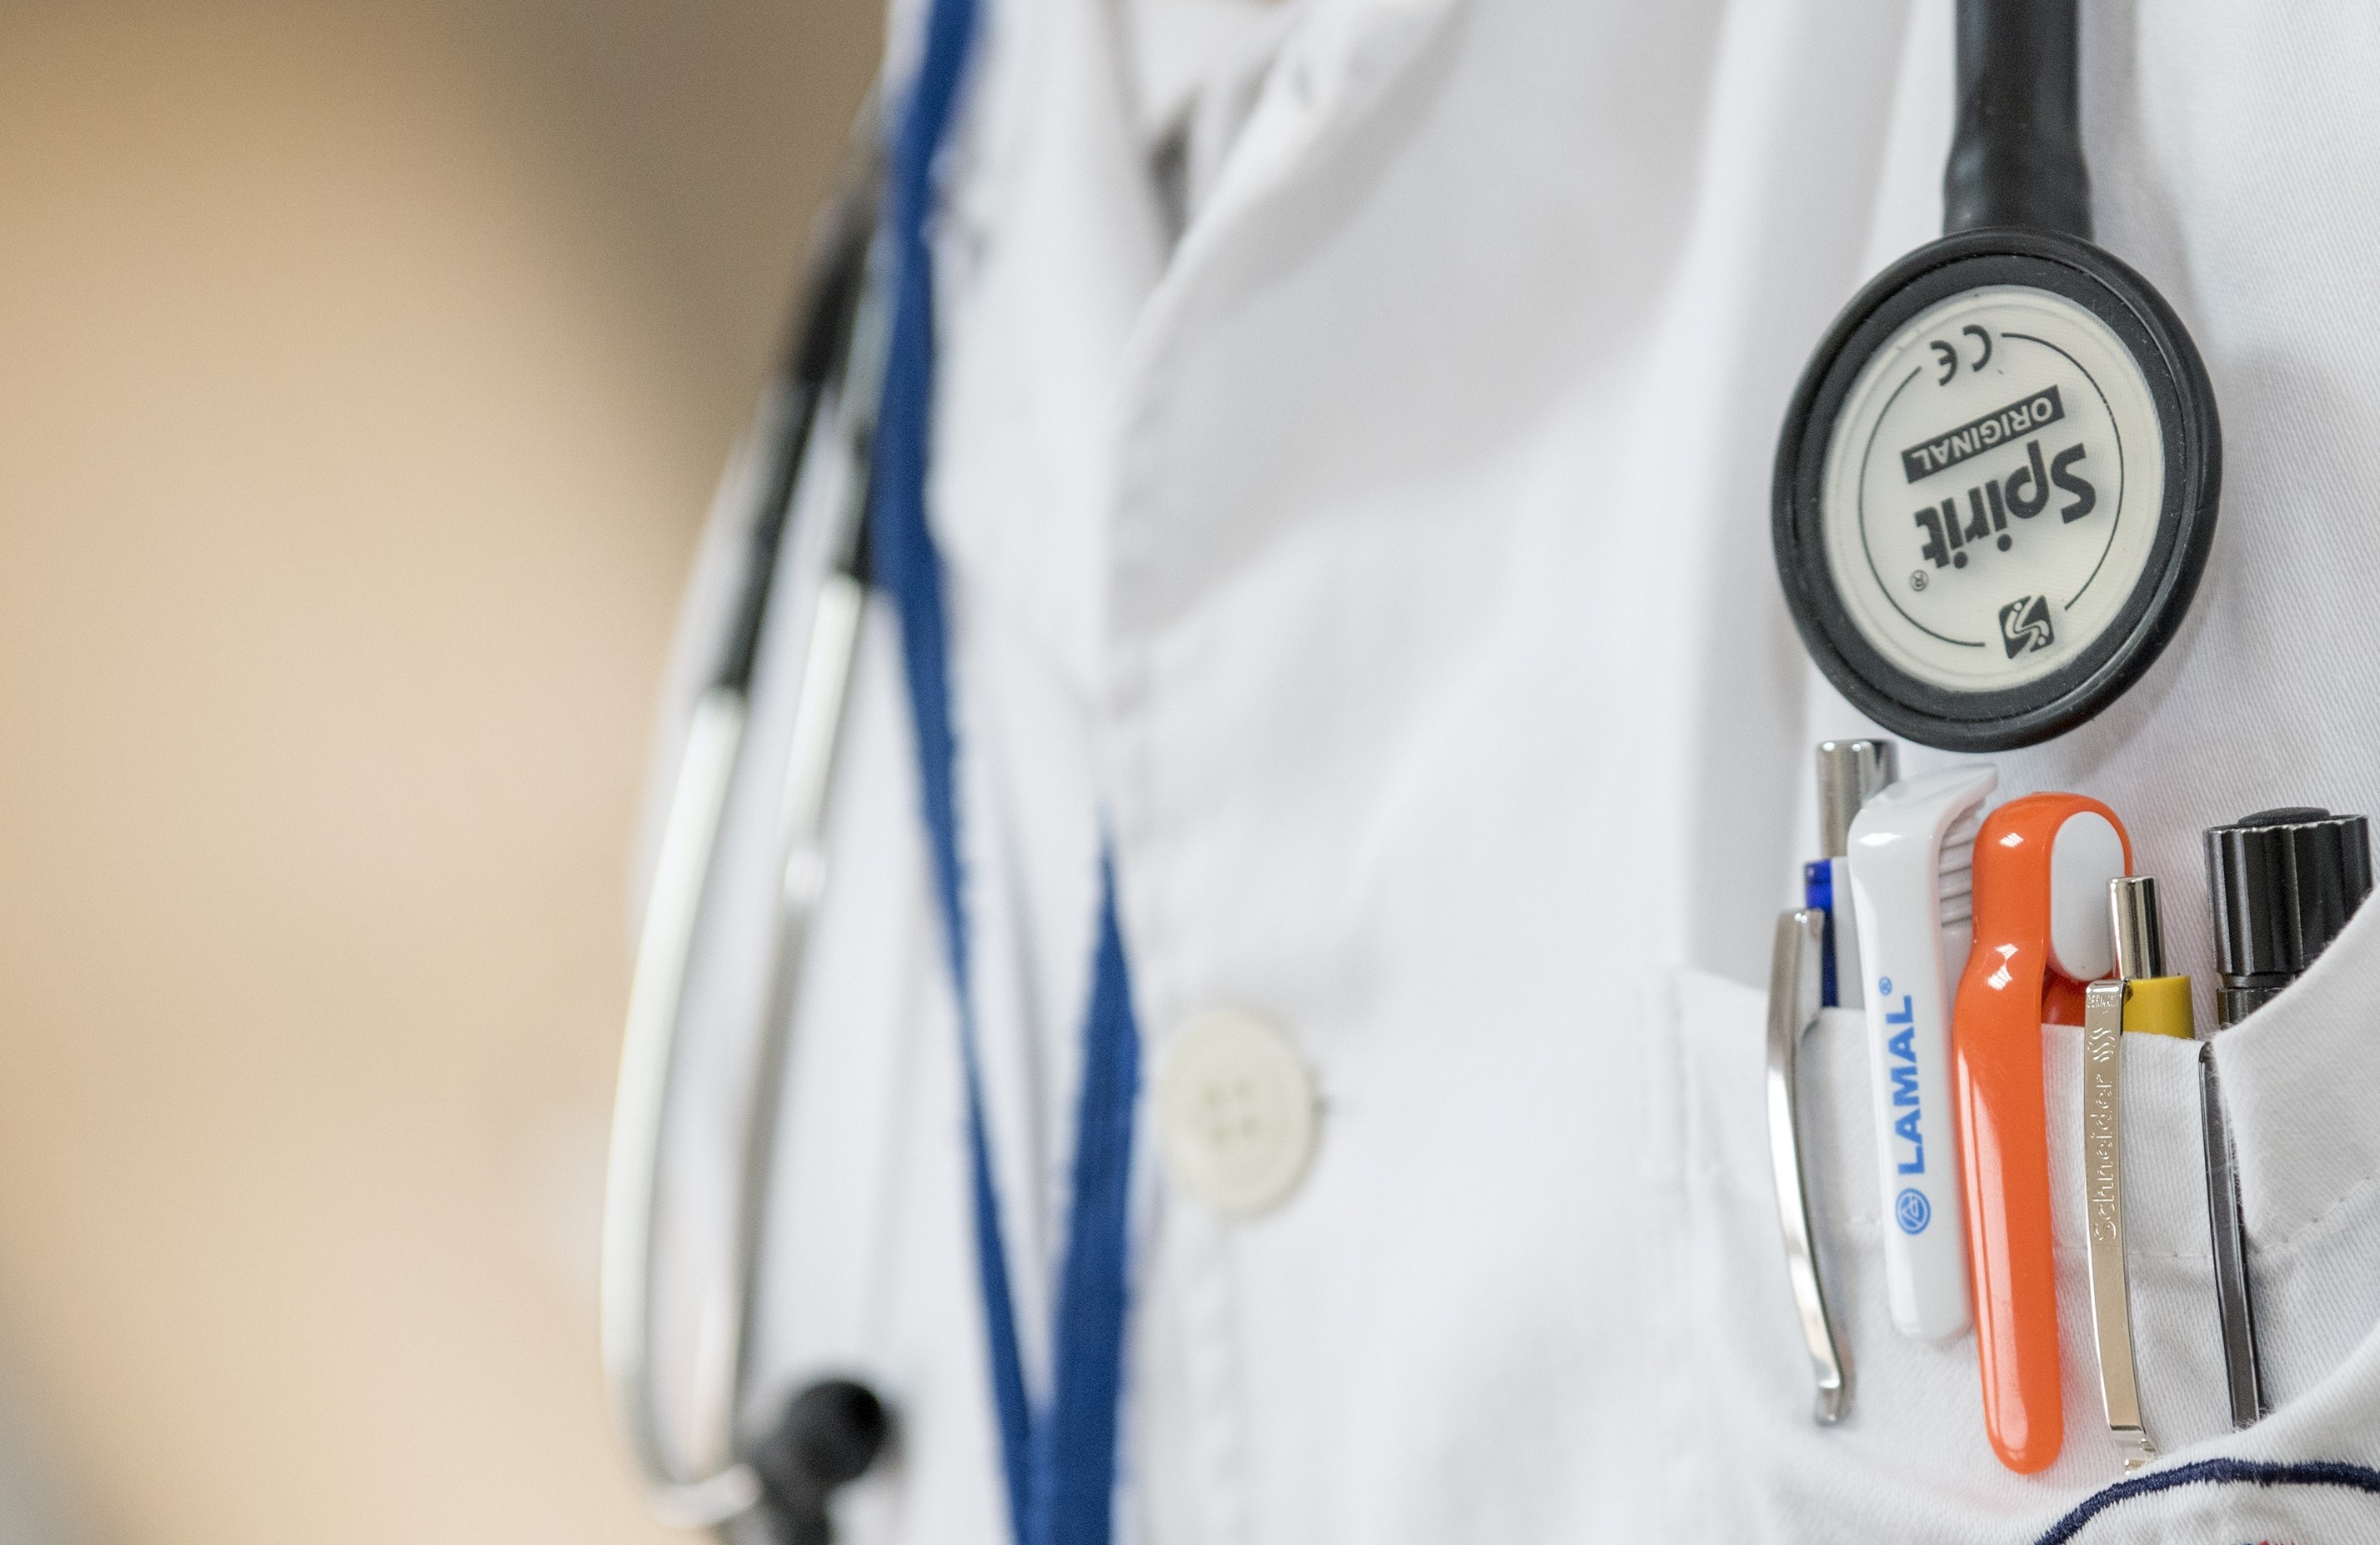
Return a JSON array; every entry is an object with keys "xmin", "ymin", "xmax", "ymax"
[{"xmin": 1772, "ymin": 226, "xmax": 2221, "ymax": 751}]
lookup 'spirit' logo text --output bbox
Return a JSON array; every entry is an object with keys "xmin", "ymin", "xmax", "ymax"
[{"xmin": 1912, "ymin": 437, "xmax": 2097, "ymax": 573}]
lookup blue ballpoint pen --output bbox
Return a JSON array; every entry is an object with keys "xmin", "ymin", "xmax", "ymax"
[{"xmin": 1807, "ymin": 740, "xmax": 1897, "ymax": 1008}]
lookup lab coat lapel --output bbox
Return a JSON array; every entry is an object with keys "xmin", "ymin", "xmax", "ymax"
[
  {"xmin": 1147, "ymin": 0, "xmax": 1470, "ymax": 293},
  {"xmin": 931, "ymin": 0, "xmax": 1165, "ymax": 703},
  {"xmin": 931, "ymin": 0, "xmax": 1472, "ymax": 1439},
  {"xmin": 935, "ymin": 0, "xmax": 1479, "ymax": 685},
  {"xmin": 926, "ymin": 0, "xmax": 1164, "ymax": 1404}
]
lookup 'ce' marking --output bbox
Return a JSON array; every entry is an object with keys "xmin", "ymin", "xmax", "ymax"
[{"xmin": 1932, "ymin": 324, "xmax": 1994, "ymax": 384}]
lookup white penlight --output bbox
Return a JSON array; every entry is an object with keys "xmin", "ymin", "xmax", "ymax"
[{"xmin": 1846, "ymin": 765, "xmax": 1999, "ymax": 1342}]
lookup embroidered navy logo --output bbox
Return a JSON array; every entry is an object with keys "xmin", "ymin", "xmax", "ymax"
[{"xmin": 2035, "ymin": 1457, "xmax": 2380, "ymax": 1544}]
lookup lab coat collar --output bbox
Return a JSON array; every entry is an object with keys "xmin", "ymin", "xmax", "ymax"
[
  {"xmin": 1186, "ymin": 0, "xmax": 1466, "ymax": 235},
  {"xmin": 925, "ymin": 0, "xmax": 1471, "ymax": 710}
]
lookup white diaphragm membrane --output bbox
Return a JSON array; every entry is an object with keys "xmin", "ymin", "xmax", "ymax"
[{"xmin": 1819, "ymin": 284, "xmax": 2163, "ymax": 694}]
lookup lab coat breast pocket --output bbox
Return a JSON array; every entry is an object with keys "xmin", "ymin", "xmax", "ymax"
[{"xmin": 1647, "ymin": 962, "xmax": 2380, "ymax": 1542}]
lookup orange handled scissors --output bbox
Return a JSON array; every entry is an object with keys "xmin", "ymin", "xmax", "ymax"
[{"xmin": 1954, "ymin": 792, "xmax": 2130, "ymax": 1473}]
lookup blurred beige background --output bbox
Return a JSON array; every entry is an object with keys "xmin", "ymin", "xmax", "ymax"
[{"xmin": 0, "ymin": 2, "xmax": 878, "ymax": 1539}]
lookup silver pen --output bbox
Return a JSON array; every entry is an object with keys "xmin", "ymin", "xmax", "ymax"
[
  {"xmin": 2082, "ymin": 876, "xmax": 2182, "ymax": 1470},
  {"xmin": 1810, "ymin": 740, "xmax": 1897, "ymax": 1009},
  {"xmin": 1766, "ymin": 740, "xmax": 1896, "ymax": 1422},
  {"xmin": 1767, "ymin": 908, "xmax": 1846, "ymax": 1422}
]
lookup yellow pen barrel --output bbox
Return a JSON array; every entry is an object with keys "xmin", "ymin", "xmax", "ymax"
[{"xmin": 2121, "ymin": 975, "xmax": 2194, "ymax": 1039}]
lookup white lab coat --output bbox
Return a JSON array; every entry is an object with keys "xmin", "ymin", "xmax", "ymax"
[{"xmin": 643, "ymin": 2, "xmax": 2380, "ymax": 1538}]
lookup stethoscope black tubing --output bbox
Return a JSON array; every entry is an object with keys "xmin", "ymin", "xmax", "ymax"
[
  {"xmin": 1945, "ymin": 0, "xmax": 2089, "ymax": 242},
  {"xmin": 714, "ymin": 174, "xmax": 879, "ymax": 696}
]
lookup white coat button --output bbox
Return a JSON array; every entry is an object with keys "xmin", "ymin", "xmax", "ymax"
[{"xmin": 1154, "ymin": 1008, "xmax": 1317, "ymax": 1217}]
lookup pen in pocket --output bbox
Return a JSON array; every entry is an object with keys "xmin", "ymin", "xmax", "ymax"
[
  {"xmin": 2200, "ymin": 808, "xmax": 2373, "ymax": 1428},
  {"xmin": 1808, "ymin": 740, "xmax": 1896, "ymax": 1009},
  {"xmin": 1955, "ymin": 793, "xmax": 2130, "ymax": 1474},
  {"xmin": 1846, "ymin": 766, "xmax": 1996, "ymax": 1346},
  {"xmin": 2082, "ymin": 875, "xmax": 2189, "ymax": 1473},
  {"xmin": 1766, "ymin": 740, "xmax": 1898, "ymax": 1423}
]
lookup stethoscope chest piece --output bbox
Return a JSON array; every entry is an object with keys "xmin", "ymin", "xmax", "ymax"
[{"xmin": 1773, "ymin": 227, "xmax": 2219, "ymax": 751}]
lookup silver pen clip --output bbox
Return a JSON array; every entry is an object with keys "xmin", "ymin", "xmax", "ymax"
[
  {"xmin": 1767, "ymin": 906, "xmax": 1848, "ymax": 1423},
  {"xmin": 2082, "ymin": 971, "xmax": 2154, "ymax": 1470}
]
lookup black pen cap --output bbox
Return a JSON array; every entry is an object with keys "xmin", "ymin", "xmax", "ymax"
[{"xmin": 2205, "ymin": 808, "xmax": 2374, "ymax": 991}]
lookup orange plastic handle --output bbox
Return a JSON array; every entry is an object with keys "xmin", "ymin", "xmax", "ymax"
[{"xmin": 1953, "ymin": 792, "xmax": 2131, "ymax": 1474}]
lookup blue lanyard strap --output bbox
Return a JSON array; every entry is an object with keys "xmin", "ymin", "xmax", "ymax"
[
  {"xmin": 1035, "ymin": 880, "xmax": 1140, "ymax": 1542},
  {"xmin": 872, "ymin": 3, "xmax": 1141, "ymax": 1540}
]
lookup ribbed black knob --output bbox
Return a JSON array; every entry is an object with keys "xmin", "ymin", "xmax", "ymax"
[
  {"xmin": 753, "ymin": 1378, "xmax": 890, "ymax": 1545},
  {"xmin": 2205, "ymin": 807, "xmax": 2373, "ymax": 1026}
]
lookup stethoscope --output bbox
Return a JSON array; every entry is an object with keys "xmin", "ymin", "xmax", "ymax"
[
  {"xmin": 600, "ymin": 136, "xmax": 896, "ymax": 1541},
  {"xmin": 1762, "ymin": 0, "xmax": 2227, "ymax": 1478},
  {"xmin": 604, "ymin": 0, "xmax": 1140, "ymax": 1522},
  {"xmin": 1772, "ymin": 0, "xmax": 2220, "ymax": 752}
]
